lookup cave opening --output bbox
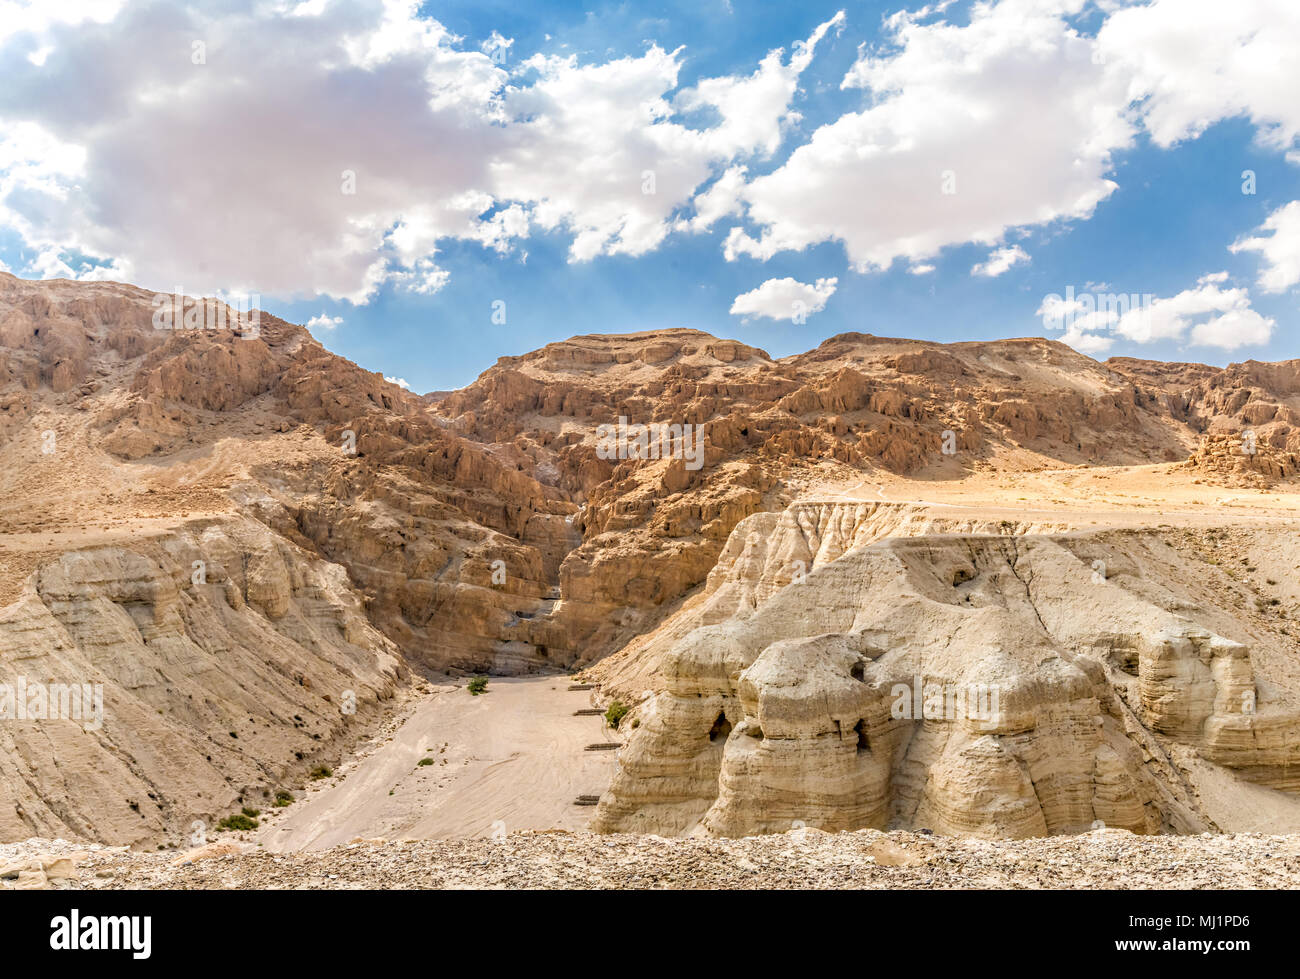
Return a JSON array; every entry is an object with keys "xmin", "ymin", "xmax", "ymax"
[
  {"xmin": 708, "ymin": 711, "xmax": 732, "ymax": 742},
  {"xmin": 854, "ymin": 719, "xmax": 869, "ymax": 752}
]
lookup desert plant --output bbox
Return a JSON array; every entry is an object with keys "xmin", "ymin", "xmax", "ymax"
[
  {"xmin": 468, "ymin": 676, "xmax": 489, "ymax": 696},
  {"xmin": 272, "ymin": 790, "xmax": 294, "ymax": 808},
  {"xmin": 417, "ymin": 757, "xmax": 434, "ymax": 767},
  {"xmin": 309, "ymin": 764, "xmax": 332, "ymax": 780},
  {"xmin": 218, "ymin": 813, "xmax": 258, "ymax": 832},
  {"xmin": 604, "ymin": 700, "xmax": 629, "ymax": 729},
  {"xmin": 241, "ymin": 806, "xmax": 261, "ymax": 818}
]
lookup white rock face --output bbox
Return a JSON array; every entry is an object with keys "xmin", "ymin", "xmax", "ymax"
[
  {"xmin": 0, "ymin": 517, "xmax": 402, "ymax": 845},
  {"xmin": 593, "ymin": 503, "xmax": 1300, "ymax": 838}
]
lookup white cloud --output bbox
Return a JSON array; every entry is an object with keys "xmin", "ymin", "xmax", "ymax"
[
  {"xmin": 306, "ymin": 313, "xmax": 343, "ymax": 331},
  {"xmin": 675, "ymin": 11, "xmax": 844, "ymax": 160},
  {"xmin": 0, "ymin": 2, "xmax": 839, "ymax": 300},
  {"xmin": 1037, "ymin": 293, "xmax": 1118, "ymax": 354},
  {"xmin": 1098, "ymin": 0, "xmax": 1300, "ymax": 160},
  {"xmin": 724, "ymin": 0, "xmax": 1135, "ymax": 271},
  {"xmin": 729, "ymin": 276, "xmax": 837, "ymax": 321},
  {"xmin": 722, "ymin": 0, "xmax": 1300, "ymax": 277},
  {"xmin": 1187, "ymin": 307, "xmax": 1274, "ymax": 349},
  {"xmin": 1060, "ymin": 321, "xmax": 1115, "ymax": 356},
  {"xmin": 384, "ymin": 375, "xmax": 411, "ymax": 390},
  {"xmin": 5, "ymin": 0, "xmax": 1299, "ymax": 309},
  {"xmin": 1043, "ymin": 273, "xmax": 1274, "ymax": 353},
  {"xmin": 678, "ymin": 165, "xmax": 748, "ymax": 234},
  {"xmin": 971, "ymin": 244, "xmax": 1029, "ymax": 278},
  {"xmin": 1114, "ymin": 274, "xmax": 1273, "ymax": 348},
  {"xmin": 1231, "ymin": 200, "xmax": 1300, "ymax": 293},
  {"xmin": 496, "ymin": 13, "xmax": 842, "ymax": 264},
  {"xmin": 0, "ymin": 0, "xmax": 123, "ymax": 48}
]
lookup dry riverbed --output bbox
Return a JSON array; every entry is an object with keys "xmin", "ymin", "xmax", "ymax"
[{"xmin": 257, "ymin": 675, "xmax": 619, "ymax": 849}]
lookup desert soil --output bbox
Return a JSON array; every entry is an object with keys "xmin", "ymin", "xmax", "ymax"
[
  {"xmin": 257, "ymin": 676, "xmax": 620, "ymax": 849},
  {"xmin": 16, "ymin": 828, "xmax": 1300, "ymax": 890}
]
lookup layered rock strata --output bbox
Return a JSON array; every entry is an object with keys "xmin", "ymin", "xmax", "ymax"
[{"xmin": 593, "ymin": 503, "xmax": 1300, "ymax": 838}]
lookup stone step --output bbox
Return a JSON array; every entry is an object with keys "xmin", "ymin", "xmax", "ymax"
[
  {"xmin": 568, "ymin": 683, "xmax": 597, "ymax": 691},
  {"xmin": 584, "ymin": 742, "xmax": 619, "ymax": 751},
  {"xmin": 573, "ymin": 708, "xmax": 603, "ymax": 716},
  {"xmin": 573, "ymin": 795, "xmax": 601, "ymax": 806}
]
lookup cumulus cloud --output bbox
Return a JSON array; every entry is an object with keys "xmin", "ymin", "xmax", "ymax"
[
  {"xmin": 0, "ymin": 1, "xmax": 840, "ymax": 300},
  {"xmin": 306, "ymin": 313, "xmax": 342, "ymax": 331},
  {"xmin": 724, "ymin": 0, "xmax": 1134, "ymax": 271},
  {"xmin": 722, "ymin": 0, "xmax": 1300, "ymax": 277},
  {"xmin": 1098, "ymin": 0, "xmax": 1300, "ymax": 161},
  {"xmin": 495, "ymin": 12, "xmax": 842, "ymax": 263},
  {"xmin": 1231, "ymin": 200, "xmax": 1300, "ymax": 293},
  {"xmin": 1040, "ymin": 273, "xmax": 1275, "ymax": 353},
  {"xmin": 4, "ymin": 0, "xmax": 1300, "ymax": 318},
  {"xmin": 384, "ymin": 375, "xmax": 411, "ymax": 390},
  {"xmin": 730, "ymin": 276, "xmax": 837, "ymax": 322},
  {"xmin": 971, "ymin": 244, "xmax": 1029, "ymax": 278},
  {"xmin": 1117, "ymin": 274, "xmax": 1274, "ymax": 349}
]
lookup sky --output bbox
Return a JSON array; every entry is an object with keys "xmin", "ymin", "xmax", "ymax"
[{"xmin": 0, "ymin": 0, "xmax": 1298, "ymax": 392}]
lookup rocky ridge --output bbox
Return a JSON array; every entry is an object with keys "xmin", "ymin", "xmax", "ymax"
[{"xmin": 5, "ymin": 271, "xmax": 1300, "ymax": 845}]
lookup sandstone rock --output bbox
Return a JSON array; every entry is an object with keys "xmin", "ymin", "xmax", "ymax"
[{"xmin": 593, "ymin": 502, "xmax": 1300, "ymax": 839}]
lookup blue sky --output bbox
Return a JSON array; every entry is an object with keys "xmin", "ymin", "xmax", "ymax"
[{"xmin": 1, "ymin": 0, "xmax": 1298, "ymax": 391}]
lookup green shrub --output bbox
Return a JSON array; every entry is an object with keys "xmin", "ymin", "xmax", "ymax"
[
  {"xmin": 218, "ymin": 813, "xmax": 258, "ymax": 832},
  {"xmin": 604, "ymin": 701, "xmax": 630, "ymax": 729},
  {"xmin": 417, "ymin": 757, "xmax": 434, "ymax": 767},
  {"xmin": 309, "ymin": 764, "xmax": 332, "ymax": 780},
  {"xmin": 467, "ymin": 676, "xmax": 489, "ymax": 696},
  {"xmin": 272, "ymin": 790, "xmax": 294, "ymax": 808},
  {"xmin": 241, "ymin": 806, "xmax": 261, "ymax": 818}
]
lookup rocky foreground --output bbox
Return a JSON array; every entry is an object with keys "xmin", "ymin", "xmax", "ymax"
[{"xmin": 6, "ymin": 829, "xmax": 1300, "ymax": 889}]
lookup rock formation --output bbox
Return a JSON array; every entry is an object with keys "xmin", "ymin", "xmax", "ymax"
[
  {"xmin": 6, "ymin": 270, "xmax": 1300, "ymax": 844},
  {"xmin": 592, "ymin": 503, "xmax": 1300, "ymax": 838}
]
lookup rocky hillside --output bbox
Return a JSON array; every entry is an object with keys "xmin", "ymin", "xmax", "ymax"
[
  {"xmin": 591, "ymin": 501, "xmax": 1300, "ymax": 838},
  {"xmin": 4, "ymin": 271, "xmax": 1300, "ymax": 845}
]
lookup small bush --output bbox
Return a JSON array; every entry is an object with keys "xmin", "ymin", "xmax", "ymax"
[
  {"xmin": 241, "ymin": 806, "xmax": 261, "ymax": 818},
  {"xmin": 604, "ymin": 701, "xmax": 630, "ymax": 729},
  {"xmin": 272, "ymin": 790, "xmax": 294, "ymax": 808},
  {"xmin": 468, "ymin": 676, "xmax": 489, "ymax": 696},
  {"xmin": 218, "ymin": 813, "xmax": 258, "ymax": 832},
  {"xmin": 417, "ymin": 757, "xmax": 434, "ymax": 767},
  {"xmin": 309, "ymin": 765, "xmax": 333, "ymax": 780}
]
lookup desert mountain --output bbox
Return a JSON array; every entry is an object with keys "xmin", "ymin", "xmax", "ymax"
[{"xmin": 3, "ymin": 271, "xmax": 1300, "ymax": 845}]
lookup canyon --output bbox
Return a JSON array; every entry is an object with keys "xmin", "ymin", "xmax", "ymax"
[{"xmin": 4, "ymin": 271, "xmax": 1300, "ymax": 856}]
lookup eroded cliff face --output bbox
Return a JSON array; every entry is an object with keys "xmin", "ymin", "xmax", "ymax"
[
  {"xmin": 1110, "ymin": 356, "xmax": 1300, "ymax": 484},
  {"xmin": 592, "ymin": 503, "xmax": 1300, "ymax": 839},
  {"xmin": 0, "ymin": 518, "xmax": 401, "ymax": 845},
  {"xmin": 7, "ymin": 271, "xmax": 1300, "ymax": 845}
]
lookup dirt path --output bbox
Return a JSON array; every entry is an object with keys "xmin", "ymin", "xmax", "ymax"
[{"xmin": 259, "ymin": 677, "xmax": 619, "ymax": 851}]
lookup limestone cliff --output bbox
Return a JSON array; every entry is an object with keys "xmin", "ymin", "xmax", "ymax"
[{"xmin": 592, "ymin": 503, "xmax": 1300, "ymax": 838}]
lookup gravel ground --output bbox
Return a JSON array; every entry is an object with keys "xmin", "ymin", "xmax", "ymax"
[{"xmin": 8, "ymin": 828, "xmax": 1300, "ymax": 889}]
